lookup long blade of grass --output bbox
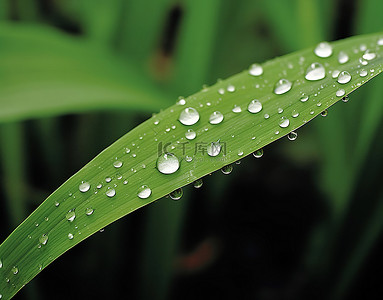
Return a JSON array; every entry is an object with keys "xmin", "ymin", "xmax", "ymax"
[{"xmin": 0, "ymin": 33, "xmax": 382, "ymax": 299}]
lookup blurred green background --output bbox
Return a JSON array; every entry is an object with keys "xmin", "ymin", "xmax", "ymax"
[{"xmin": 1, "ymin": 0, "xmax": 383, "ymax": 299}]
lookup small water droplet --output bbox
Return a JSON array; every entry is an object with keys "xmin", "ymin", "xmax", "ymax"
[
  {"xmin": 177, "ymin": 97, "xmax": 186, "ymax": 105},
  {"xmin": 288, "ymin": 132, "xmax": 298, "ymax": 141},
  {"xmin": 336, "ymin": 89, "xmax": 345, "ymax": 97},
  {"xmin": 300, "ymin": 94, "xmax": 309, "ymax": 102},
  {"xmin": 55, "ymin": 201, "xmax": 60, "ymax": 207},
  {"xmin": 359, "ymin": 69, "xmax": 367, "ymax": 77},
  {"xmin": 237, "ymin": 150, "xmax": 244, "ymax": 156},
  {"xmin": 232, "ymin": 105, "xmax": 242, "ymax": 113},
  {"xmin": 274, "ymin": 79, "xmax": 292, "ymax": 94},
  {"xmin": 12, "ymin": 266, "xmax": 18, "ymax": 275},
  {"xmin": 169, "ymin": 188, "xmax": 183, "ymax": 201},
  {"xmin": 125, "ymin": 148, "xmax": 131, "ymax": 154},
  {"xmin": 154, "ymin": 120, "xmax": 159, "ymax": 125},
  {"xmin": 247, "ymin": 99, "xmax": 263, "ymax": 113},
  {"xmin": 338, "ymin": 51, "xmax": 349, "ymax": 64},
  {"xmin": 106, "ymin": 188, "xmax": 116, "ymax": 198},
  {"xmin": 179, "ymin": 107, "xmax": 200, "ymax": 125},
  {"xmin": 85, "ymin": 207, "xmax": 94, "ymax": 216},
  {"xmin": 113, "ymin": 160, "xmax": 123, "ymax": 168},
  {"xmin": 314, "ymin": 42, "xmax": 333, "ymax": 58},
  {"xmin": 291, "ymin": 110, "xmax": 299, "ymax": 118},
  {"xmin": 39, "ymin": 234, "xmax": 48, "ymax": 245},
  {"xmin": 278, "ymin": 108, "xmax": 283, "ymax": 114},
  {"xmin": 305, "ymin": 62, "xmax": 326, "ymax": 81},
  {"xmin": 138, "ymin": 185, "xmax": 151, "ymax": 199},
  {"xmin": 321, "ymin": 110, "xmax": 328, "ymax": 117},
  {"xmin": 157, "ymin": 153, "xmax": 180, "ymax": 174},
  {"xmin": 209, "ymin": 111, "xmax": 224, "ymax": 124},
  {"xmin": 185, "ymin": 155, "xmax": 193, "ymax": 162},
  {"xmin": 342, "ymin": 95, "xmax": 349, "ymax": 103},
  {"xmin": 249, "ymin": 63, "xmax": 263, "ymax": 76},
  {"xmin": 193, "ymin": 179, "xmax": 203, "ymax": 188},
  {"xmin": 253, "ymin": 149, "xmax": 264, "ymax": 158},
  {"xmin": 66, "ymin": 210, "xmax": 76, "ymax": 222},
  {"xmin": 79, "ymin": 181, "xmax": 90, "ymax": 193},
  {"xmin": 227, "ymin": 84, "xmax": 235, "ymax": 92},
  {"xmin": 279, "ymin": 117, "xmax": 290, "ymax": 128},
  {"xmin": 362, "ymin": 49, "xmax": 376, "ymax": 60},
  {"xmin": 221, "ymin": 164, "xmax": 233, "ymax": 175},
  {"xmin": 337, "ymin": 71, "xmax": 351, "ymax": 84},
  {"xmin": 207, "ymin": 141, "xmax": 221, "ymax": 157},
  {"xmin": 332, "ymin": 70, "xmax": 340, "ymax": 78},
  {"xmin": 105, "ymin": 177, "xmax": 112, "ymax": 183},
  {"xmin": 68, "ymin": 233, "xmax": 74, "ymax": 240},
  {"xmin": 264, "ymin": 113, "xmax": 270, "ymax": 119},
  {"xmin": 218, "ymin": 88, "xmax": 225, "ymax": 95},
  {"xmin": 0, "ymin": 259, "xmax": 3, "ymax": 268},
  {"xmin": 185, "ymin": 129, "xmax": 196, "ymax": 140},
  {"xmin": 378, "ymin": 37, "xmax": 383, "ymax": 45}
]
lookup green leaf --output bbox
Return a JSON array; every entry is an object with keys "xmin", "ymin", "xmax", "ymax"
[
  {"xmin": 1, "ymin": 32, "xmax": 383, "ymax": 299},
  {"xmin": 0, "ymin": 23, "xmax": 171, "ymax": 124}
]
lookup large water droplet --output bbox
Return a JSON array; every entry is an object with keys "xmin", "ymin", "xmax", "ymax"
[
  {"xmin": 249, "ymin": 63, "xmax": 263, "ymax": 76},
  {"xmin": 314, "ymin": 42, "xmax": 333, "ymax": 58},
  {"xmin": 288, "ymin": 132, "xmax": 298, "ymax": 141},
  {"xmin": 185, "ymin": 129, "xmax": 196, "ymax": 140},
  {"xmin": 279, "ymin": 117, "xmax": 290, "ymax": 128},
  {"xmin": 274, "ymin": 79, "xmax": 292, "ymax": 95},
  {"xmin": 232, "ymin": 105, "xmax": 242, "ymax": 113},
  {"xmin": 362, "ymin": 49, "xmax": 376, "ymax": 60},
  {"xmin": 338, "ymin": 51, "xmax": 349, "ymax": 64},
  {"xmin": 113, "ymin": 160, "xmax": 123, "ymax": 168},
  {"xmin": 66, "ymin": 210, "xmax": 76, "ymax": 222},
  {"xmin": 39, "ymin": 234, "xmax": 48, "ymax": 245},
  {"xmin": 169, "ymin": 188, "xmax": 183, "ymax": 200},
  {"xmin": 253, "ymin": 149, "xmax": 263, "ymax": 158},
  {"xmin": 305, "ymin": 63, "xmax": 325, "ymax": 81},
  {"xmin": 207, "ymin": 141, "xmax": 221, "ymax": 157},
  {"xmin": 12, "ymin": 266, "xmax": 18, "ymax": 275},
  {"xmin": 247, "ymin": 99, "xmax": 263, "ymax": 113},
  {"xmin": 138, "ymin": 185, "xmax": 151, "ymax": 199},
  {"xmin": 179, "ymin": 107, "xmax": 200, "ymax": 125},
  {"xmin": 221, "ymin": 164, "xmax": 233, "ymax": 175},
  {"xmin": 193, "ymin": 179, "xmax": 203, "ymax": 188},
  {"xmin": 79, "ymin": 181, "xmax": 90, "ymax": 193},
  {"xmin": 85, "ymin": 207, "xmax": 94, "ymax": 216},
  {"xmin": 157, "ymin": 153, "xmax": 180, "ymax": 174},
  {"xmin": 337, "ymin": 71, "xmax": 351, "ymax": 84},
  {"xmin": 336, "ymin": 89, "xmax": 345, "ymax": 97},
  {"xmin": 106, "ymin": 188, "xmax": 116, "ymax": 198},
  {"xmin": 209, "ymin": 111, "xmax": 224, "ymax": 124}
]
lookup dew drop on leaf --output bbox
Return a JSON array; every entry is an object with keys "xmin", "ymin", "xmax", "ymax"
[
  {"xmin": 221, "ymin": 164, "xmax": 233, "ymax": 175},
  {"xmin": 106, "ymin": 188, "xmax": 116, "ymax": 198},
  {"xmin": 113, "ymin": 160, "xmax": 123, "ymax": 168},
  {"xmin": 66, "ymin": 210, "xmax": 76, "ymax": 222},
  {"xmin": 79, "ymin": 181, "xmax": 90, "ymax": 193},
  {"xmin": 249, "ymin": 63, "xmax": 263, "ymax": 76},
  {"xmin": 179, "ymin": 107, "xmax": 200, "ymax": 125},
  {"xmin": 360, "ymin": 69, "xmax": 367, "ymax": 77},
  {"xmin": 321, "ymin": 110, "xmax": 328, "ymax": 117},
  {"xmin": 300, "ymin": 94, "xmax": 309, "ymax": 102},
  {"xmin": 342, "ymin": 95, "xmax": 350, "ymax": 103},
  {"xmin": 185, "ymin": 155, "xmax": 193, "ymax": 162},
  {"xmin": 305, "ymin": 62, "xmax": 326, "ymax": 81},
  {"xmin": 274, "ymin": 79, "xmax": 292, "ymax": 94},
  {"xmin": 337, "ymin": 71, "xmax": 351, "ymax": 84},
  {"xmin": 232, "ymin": 105, "xmax": 242, "ymax": 113},
  {"xmin": 0, "ymin": 259, "xmax": 3, "ymax": 268},
  {"xmin": 39, "ymin": 234, "xmax": 48, "ymax": 245},
  {"xmin": 68, "ymin": 233, "xmax": 74, "ymax": 240},
  {"xmin": 378, "ymin": 37, "xmax": 383, "ymax": 45},
  {"xmin": 362, "ymin": 49, "xmax": 376, "ymax": 60},
  {"xmin": 193, "ymin": 179, "xmax": 203, "ymax": 188},
  {"xmin": 279, "ymin": 117, "xmax": 290, "ymax": 128},
  {"xmin": 207, "ymin": 141, "xmax": 222, "ymax": 157},
  {"xmin": 157, "ymin": 153, "xmax": 180, "ymax": 174},
  {"xmin": 85, "ymin": 207, "xmax": 94, "ymax": 216},
  {"xmin": 138, "ymin": 185, "xmax": 152, "ymax": 199},
  {"xmin": 247, "ymin": 99, "xmax": 263, "ymax": 113},
  {"xmin": 314, "ymin": 41, "xmax": 333, "ymax": 58},
  {"xmin": 169, "ymin": 188, "xmax": 183, "ymax": 200},
  {"xmin": 291, "ymin": 110, "xmax": 299, "ymax": 118},
  {"xmin": 338, "ymin": 51, "xmax": 349, "ymax": 64},
  {"xmin": 185, "ymin": 129, "xmax": 196, "ymax": 140},
  {"xmin": 227, "ymin": 84, "xmax": 235, "ymax": 92},
  {"xmin": 288, "ymin": 131, "xmax": 298, "ymax": 141},
  {"xmin": 253, "ymin": 149, "xmax": 264, "ymax": 158},
  {"xmin": 12, "ymin": 266, "xmax": 18, "ymax": 275},
  {"xmin": 209, "ymin": 111, "xmax": 224, "ymax": 124},
  {"xmin": 336, "ymin": 89, "xmax": 346, "ymax": 97},
  {"xmin": 332, "ymin": 70, "xmax": 340, "ymax": 78}
]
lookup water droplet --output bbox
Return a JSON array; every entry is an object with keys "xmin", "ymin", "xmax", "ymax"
[
  {"xmin": 360, "ymin": 69, "xmax": 367, "ymax": 77},
  {"xmin": 332, "ymin": 70, "xmax": 340, "ymax": 78},
  {"xmin": 227, "ymin": 84, "xmax": 235, "ymax": 92},
  {"xmin": 209, "ymin": 111, "xmax": 224, "ymax": 124},
  {"xmin": 154, "ymin": 120, "xmax": 159, "ymax": 125},
  {"xmin": 218, "ymin": 88, "xmax": 225, "ymax": 95},
  {"xmin": 68, "ymin": 233, "xmax": 74, "ymax": 240},
  {"xmin": 66, "ymin": 210, "xmax": 76, "ymax": 222},
  {"xmin": 253, "ymin": 149, "xmax": 263, "ymax": 158},
  {"xmin": 336, "ymin": 89, "xmax": 345, "ymax": 97},
  {"xmin": 221, "ymin": 164, "xmax": 233, "ymax": 175},
  {"xmin": 247, "ymin": 99, "xmax": 263, "ymax": 113},
  {"xmin": 338, "ymin": 51, "xmax": 349, "ymax": 64},
  {"xmin": 278, "ymin": 108, "xmax": 283, "ymax": 114},
  {"xmin": 177, "ymin": 97, "xmax": 186, "ymax": 105},
  {"xmin": 179, "ymin": 107, "xmax": 200, "ymax": 125},
  {"xmin": 300, "ymin": 94, "xmax": 309, "ymax": 102},
  {"xmin": 279, "ymin": 117, "xmax": 290, "ymax": 128},
  {"xmin": 0, "ymin": 259, "xmax": 3, "ymax": 268},
  {"xmin": 39, "ymin": 234, "xmax": 48, "ymax": 245},
  {"xmin": 193, "ymin": 179, "xmax": 203, "ymax": 188},
  {"xmin": 274, "ymin": 79, "xmax": 292, "ymax": 94},
  {"xmin": 12, "ymin": 266, "xmax": 18, "ymax": 275},
  {"xmin": 125, "ymin": 148, "xmax": 131, "ymax": 154},
  {"xmin": 232, "ymin": 105, "xmax": 242, "ymax": 113},
  {"xmin": 314, "ymin": 42, "xmax": 333, "ymax": 58},
  {"xmin": 85, "ymin": 207, "xmax": 94, "ymax": 216},
  {"xmin": 157, "ymin": 153, "xmax": 180, "ymax": 174},
  {"xmin": 238, "ymin": 150, "xmax": 244, "ymax": 156},
  {"xmin": 342, "ymin": 95, "xmax": 349, "ymax": 103},
  {"xmin": 321, "ymin": 110, "xmax": 328, "ymax": 117},
  {"xmin": 79, "ymin": 181, "xmax": 90, "ymax": 193},
  {"xmin": 185, "ymin": 129, "xmax": 196, "ymax": 140},
  {"xmin": 305, "ymin": 62, "xmax": 325, "ymax": 81},
  {"xmin": 169, "ymin": 188, "xmax": 183, "ymax": 200},
  {"xmin": 337, "ymin": 71, "xmax": 351, "ymax": 84},
  {"xmin": 185, "ymin": 155, "xmax": 193, "ymax": 162},
  {"xmin": 378, "ymin": 37, "xmax": 383, "ymax": 45},
  {"xmin": 288, "ymin": 131, "xmax": 298, "ymax": 141},
  {"xmin": 105, "ymin": 177, "xmax": 112, "ymax": 183},
  {"xmin": 138, "ymin": 185, "xmax": 151, "ymax": 199},
  {"xmin": 264, "ymin": 113, "xmax": 270, "ymax": 119},
  {"xmin": 55, "ymin": 201, "xmax": 60, "ymax": 207},
  {"xmin": 362, "ymin": 49, "xmax": 376, "ymax": 60},
  {"xmin": 106, "ymin": 188, "xmax": 116, "ymax": 198},
  {"xmin": 113, "ymin": 160, "xmax": 123, "ymax": 168},
  {"xmin": 249, "ymin": 63, "xmax": 263, "ymax": 76},
  {"xmin": 291, "ymin": 110, "xmax": 299, "ymax": 118},
  {"xmin": 207, "ymin": 141, "xmax": 222, "ymax": 157}
]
